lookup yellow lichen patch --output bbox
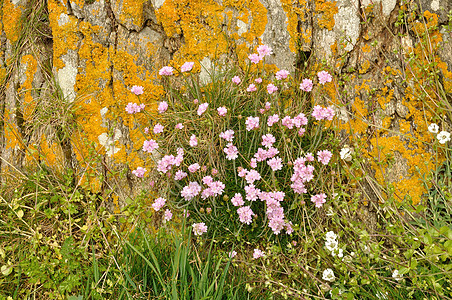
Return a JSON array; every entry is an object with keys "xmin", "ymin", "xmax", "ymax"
[
  {"xmin": 4, "ymin": 108, "xmax": 22, "ymax": 151},
  {"xmin": 315, "ymin": 0, "xmax": 338, "ymax": 31},
  {"xmin": 18, "ymin": 54, "xmax": 38, "ymax": 121},
  {"xmin": 362, "ymin": 43, "xmax": 371, "ymax": 53},
  {"xmin": 359, "ymin": 60, "xmax": 371, "ymax": 74},
  {"xmin": 280, "ymin": 0, "xmax": 309, "ymax": 52},
  {"xmin": 2, "ymin": 0, "xmax": 23, "ymax": 43},
  {"xmin": 114, "ymin": 0, "xmax": 146, "ymax": 28}
]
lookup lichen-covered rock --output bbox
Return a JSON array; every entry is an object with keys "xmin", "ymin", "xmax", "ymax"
[{"xmin": 0, "ymin": 0, "xmax": 451, "ymax": 204}]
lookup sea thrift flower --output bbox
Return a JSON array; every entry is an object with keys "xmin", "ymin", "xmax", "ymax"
[
  {"xmin": 181, "ymin": 61, "xmax": 194, "ymax": 72},
  {"xmin": 220, "ymin": 130, "xmax": 234, "ymax": 142},
  {"xmin": 231, "ymin": 193, "xmax": 244, "ymax": 206},
  {"xmin": 192, "ymin": 222, "xmax": 208, "ymax": 236},
  {"xmin": 130, "ymin": 85, "xmax": 144, "ymax": 95},
  {"xmin": 437, "ymin": 131, "xmax": 451, "ymax": 144},
  {"xmin": 163, "ymin": 209, "xmax": 173, "ymax": 222},
  {"xmin": 255, "ymin": 77, "xmax": 262, "ymax": 83},
  {"xmin": 267, "ymin": 157, "xmax": 283, "ymax": 171},
  {"xmin": 143, "ymin": 139, "xmax": 158, "ymax": 153},
  {"xmin": 323, "ymin": 106, "xmax": 336, "ymax": 121},
  {"xmin": 189, "ymin": 135, "xmax": 198, "ymax": 147},
  {"xmin": 175, "ymin": 123, "xmax": 184, "ymax": 129},
  {"xmin": 299, "ymin": 79, "xmax": 313, "ymax": 92},
  {"xmin": 311, "ymin": 193, "xmax": 327, "ymax": 208},
  {"xmin": 181, "ymin": 182, "xmax": 202, "ymax": 201},
  {"xmin": 250, "ymin": 158, "xmax": 257, "ymax": 168},
  {"xmin": 229, "ymin": 251, "xmax": 237, "ymax": 258},
  {"xmin": 298, "ymin": 128, "xmax": 306, "ymax": 136},
  {"xmin": 237, "ymin": 206, "xmax": 254, "ymax": 224},
  {"xmin": 193, "ymin": 99, "xmax": 199, "ymax": 104},
  {"xmin": 217, "ymin": 106, "xmax": 227, "ymax": 116},
  {"xmin": 224, "ymin": 143, "xmax": 239, "ymax": 160},
  {"xmin": 248, "ymin": 53, "xmax": 261, "ymax": 64},
  {"xmin": 144, "ymin": 127, "xmax": 149, "ymax": 134},
  {"xmin": 188, "ymin": 163, "xmax": 200, "ymax": 173},
  {"xmin": 232, "ymin": 76, "xmax": 241, "ymax": 84},
  {"xmin": 322, "ymin": 269, "xmax": 335, "ymax": 282},
  {"xmin": 257, "ymin": 45, "xmax": 273, "ymax": 57},
  {"xmin": 428, "ymin": 123, "xmax": 439, "ymax": 133},
  {"xmin": 305, "ymin": 153, "xmax": 315, "ymax": 161},
  {"xmin": 318, "ymin": 70, "xmax": 332, "ymax": 84},
  {"xmin": 317, "ymin": 150, "xmax": 333, "ymax": 165},
  {"xmin": 267, "ymin": 83, "xmax": 278, "ymax": 94},
  {"xmin": 153, "ymin": 123, "xmax": 164, "ymax": 134},
  {"xmin": 247, "ymin": 84, "xmax": 257, "ymax": 92},
  {"xmin": 174, "ymin": 170, "xmax": 187, "ymax": 180},
  {"xmin": 245, "ymin": 184, "xmax": 260, "ymax": 201},
  {"xmin": 293, "ymin": 113, "xmax": 308, "ymax": 127},
  {"xmin": 245, "ymin": 169, "xmax": 261, "ymax": 184},
  {"xmin": 245, "ymin": 116, "xmax": 259, "ymax": 131},
  {"xmin": 158, "ymin": 101, "xmax": 168, "ymax": 113},
  {"xmin": 197, "ymin": 103, "xmax": 209, "ymax": 116},
  {"xmin": 281, "ymin": 116, "xmax": 294, "ymax": 129},
  {"xmin": 264, "ymin": 102, "xmax": 271, "ymax": 110},
  {"xmin": 159, "ymin": 66, "xmax": 174, "ymax": 76},
  {"xmin": 211, "ymin": 168, "xmax": 218, "ymax": 176},
  {"xmin": 262, "ymin": 134, "xmax": 276, "ymax": 148},
  {"xmin": 267, "ymin": 114, "xmax": 279, "ymax": 126},
  {"xmin": 152, "ymin": 197, "xmax": 166, "ymax": 211},
  {"xmin": 125, "ymin": 102, "xmax": 144, "ymax": 114},
  {"xmin": 132, "ymin": 167, "xmax": 146, "ymax": 178},
  {"xmin": 253, "ymin": 248, "xmax": 265, "ymax": 259},
  {"xmin": 275, "ymin": 69, "xmax": 289, "ymax": 80}
]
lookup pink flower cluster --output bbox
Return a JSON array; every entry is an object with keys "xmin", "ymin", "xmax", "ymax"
[
  {"xmin": 156, "ymin": 148, "xmax": 184, "ymax": 173},
  {"xmin": 290, "ymin": 157, "xmax": 315, "ymax": 194},
  {"xmin": 237, "ymin": 206, "xmax": 254, "ymax": 224},
  {"xmin": 125, "ymin": 102, "xmax": 145, "ymax": 114},
  {"xmin": 131, "ymin": 85, "xmax": 144, "ymax": 95},
  {"xmin": 142, "ymin": 139, "xmax": 158, "ymax": 153},
  {"xmin": 248, "ymin": 45, "xmax": 273, "ymax": 64},
  {"xmin": 132, "ymin": 167, "xmax": 147, "ymax": 178},
  {"xmin": 245, "ymin": 116, "xmax": 259, "ymax": 131},
  {"xmin": 317, "ymin": 150, "xmax": 333, "ymax": 165},
  {"xmin": 311, "ymin": 193, "xmax": 327, "ymax": 207},
  {"xmin": 275, "ymin": 69, "xmax": 289, "ymax": 80},
  {"xmin": 232, "ymin": 76, "xmax": 241, "ymax": 85},
  {"xmin": 197, "ymin": 103, "xmax": 209, "ymax": 116},
  {"xmin": 152, "ymin": 197, "xmax": 166, "ymax": 211},
  {"xmin": 181, "ymin": 61, "xmax": 194, "ymax": 72},
  {"xmin": 159, "ymin": 66, "xmax": 174, "ymax": 76},
  {"xmin": 318, "ymin": 71, "xmax": 332, "ymax": 84},
  {"xmin": 181, "ymin": 182, "xmax": 202, "ymax": 201},
  {"xmin": 220, "ymin": 129, "xmax": 234, "ymax": 142},
  {"xmin": 299, "ymin": 79, "xmax": 313, "ymax": 92},
  {"xmin": 224, "ymin": 143, "xmax": 239, "ymax": 160},
  {"xmin": 267, "ymin": 83, "xmax": 278, "ymax": 94},
  {"xmin": 158, "ymin": 101, "xmax": 168, "ymax": 113},
  {"xmin": 192, "ymin": 222, "xmax": 208, "ymax": 236},
  {"xmin": 259, "ymin": 191, "xmax": 292, "ymax": 235},
  {"xmin": 311, "ymin": 105, "xmax": 335, "ymax": 121},
  {"xmin": 201, "ymin": 176, "xmax": 225, "ymax": 199}
]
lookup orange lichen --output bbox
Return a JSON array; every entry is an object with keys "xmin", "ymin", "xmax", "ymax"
[
  {"xmin": 315, "ymin": 0, "xmax": 338, "ymax": 31},
  {"xmin": 18, "ymin": 55, "xmax": 38, "ymax": 121},
  {"xmin": 2, "ymin": 0, "xmax": 23, "ymax": 42},
  {"xmin": 280, "ymin": 0, "xmax": 309, "ymax": 52}
]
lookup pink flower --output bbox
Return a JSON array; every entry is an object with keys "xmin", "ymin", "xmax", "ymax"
[
  {"xmin": 267, "ymin": 157, "xmax": 283, "ymax": 171},
  {"xmin": 267, "ymin": 114, "xmax": 279, "ymax": 127},
  {"xmin": 262, "ymin": 134, "xmax": 276, "ymax": 148},
  {"xmin": 255, "ymin": 77, "xmax": 262, "ymax": 83},
  {"xmin": 192, "ymin": 222, "xmax": 208, "ymax": 236},
  {"xmin": 305, "ymin": 153, "xmax": 314, "ymax": 161},
  {"xmin": 245, "ymin": 116, "xmax": 259, "ymax": 131},
  {"xmin": 217, "ymin": 106, "xmax": 227, "ymax": 116},
  {"xmin": 159, "ymin": 66, "xmax": 174, "ymax": 76},
  {"xmin": 318, "ymin": 70, "xmax": 332, "ymax": 84},
  {"xmin": 311, "ymin": 193, "xmax": 327, "ymax": 208},
  {"xmin": 181, "ymin": 182, "xmax": 202, "ymax": 201},
  {"xmin": 298, "ymin": 127, "xmax": 306, "ymax": 136},
  {"xmin": 211, "ymin": 168, "xmax": 218, "ymax": 176},
  {"xmin": 143, "ymin": 139, "xmax": 158, "ymax": 152},
  {"xmin": 247, "ymin": 84, "xmax": 257, "ymax": 92},
  {"xmin": 220, "ymin": 130, "xmax": 234, "ymax": 142},
  {"xmin": 245, "ymin": 184, "xmax": 260, "ymax": 201},
  {"xmin": 248, "ymin": 53, "xmax": 261, "ymax": 64},
  {"xmin": 245, "ymin": 169, "xmax": 261, "ymax": 184},
  {"xmin": 232, "ymin": 76, "xmax": 241, "ymax": 84},
  {"xmin": 153, "ymin": 123, "xmax": 164, "ymax": 134},
  {"xmin": 299, "ymin": 79, "xmax": 313, "ymax": 92},
  {"xmin": 265, "ymin": 102, "xmax": 271, "ymax": 110},
  {"xmin": 188, "ymin": 163, "xmax": 200, "ymax": 173},
  {"xmin": 158, "ymin": 101, "xmax": 168, "ymax": 113},
  {"xmin": 193, "ymin": 99, "xmax": 199, "ymax": 104},
  {"xmin": 175, "ymin": 123, "xmax": 184, "ymax": 129},
  {"xmin": 224, "ymin": 143, "xmax": 239, "ymax": 160},
  {"xmin": 257, "ymin": 45, "xmax": 273, "ymax": 57},
  {"xmin": 174, "ymin": 170, "xmax": 187, "ymax": 180},
  {"xmin": 237, "ymin": 206, "xmax": 254, "ymax": 224},
  {"xmin": 229, "ymin": 251, "xmax": 237, "ymax": 258},
  {"xmin": 312, "ymin": 105, "xmax": 324, "ymax": 121},
  {"xmin": 231, "ymin": 193, "xmax": 244, "ymax": 206},
  {"xmin": 281, "ymin": 116, "xmax": 294, "ymax": 129},
  {"xmin": 130, "ymin": 85, "xmax": 144, "ymax": 95},
  {"xmin": 163, "ymin": 209, "xmax": 173, "ymax": 222},
  {"xmin": 152, "ymin": 197, "xmax": 166, "ymax": 211},
  {"xmin": 132, "ymin": 167, "xmax": 146, "ymax": 178},
  {"xmin": 323, "ymin": 106, "xmax": 335, "ymax": 121},
  {"xmin": 181, "ymin": 61, "xmax": 194, "ymax": 72},
  {"xmin": 250, "ymin": 158, "xmax": 257, "ymax": 168},
  {"xmin": 125, "ymin": 102, "xmax": 144, "ymax": 114},
  {"xmin": 317, "ymin": 150, "xmax": 333, "ymax": 165},
  {"xmin": 275, "ymin": 69, "xmax": 289, "ymax": 80},
  {"xmin": 267, "ymin": 83, "xmax": 278, "ymax": 94},
  {"xmin": 293, "ymin": 113, "xmax": 308, "ymax": 127},
  {"xmin": 197, "ymin": 103, "xmax": 209, "ymax": 116},
  {"xmin": 144, "ymin": 127, "xmax": 149, "ymax": 134},
  {"xmin": 189, "ymin": 135, "xmax": 198, "ymax": 147},
  {"xmin": 253, "ymin": 248, "xmax": 265, "ymax": 259}
]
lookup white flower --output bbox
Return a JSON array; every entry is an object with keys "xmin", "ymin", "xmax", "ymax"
[
  {"xmin": 392, "ymin": 269, "xmax": 402, "ymax": 281},
  {"xmin": 322, "ymin": 268, "xmax": 335, "ymax": 282},
  {"xmin": 428, "ymin": 123, "xmax": 439, "ymax": 134},
  {"xmin": 436, "ymin": 131, "xmax": 451, "ymax": 144},
  {"xmin": 325, "ymin": 239, "xmax": 339, "ymax": 252},
  {"xmin": 340, "ymin": 146, "xmax": 353, "ymax": 161},
  {"xmin": 325, "ymin": 231, "xmax": 337, "ymax": 241}
]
